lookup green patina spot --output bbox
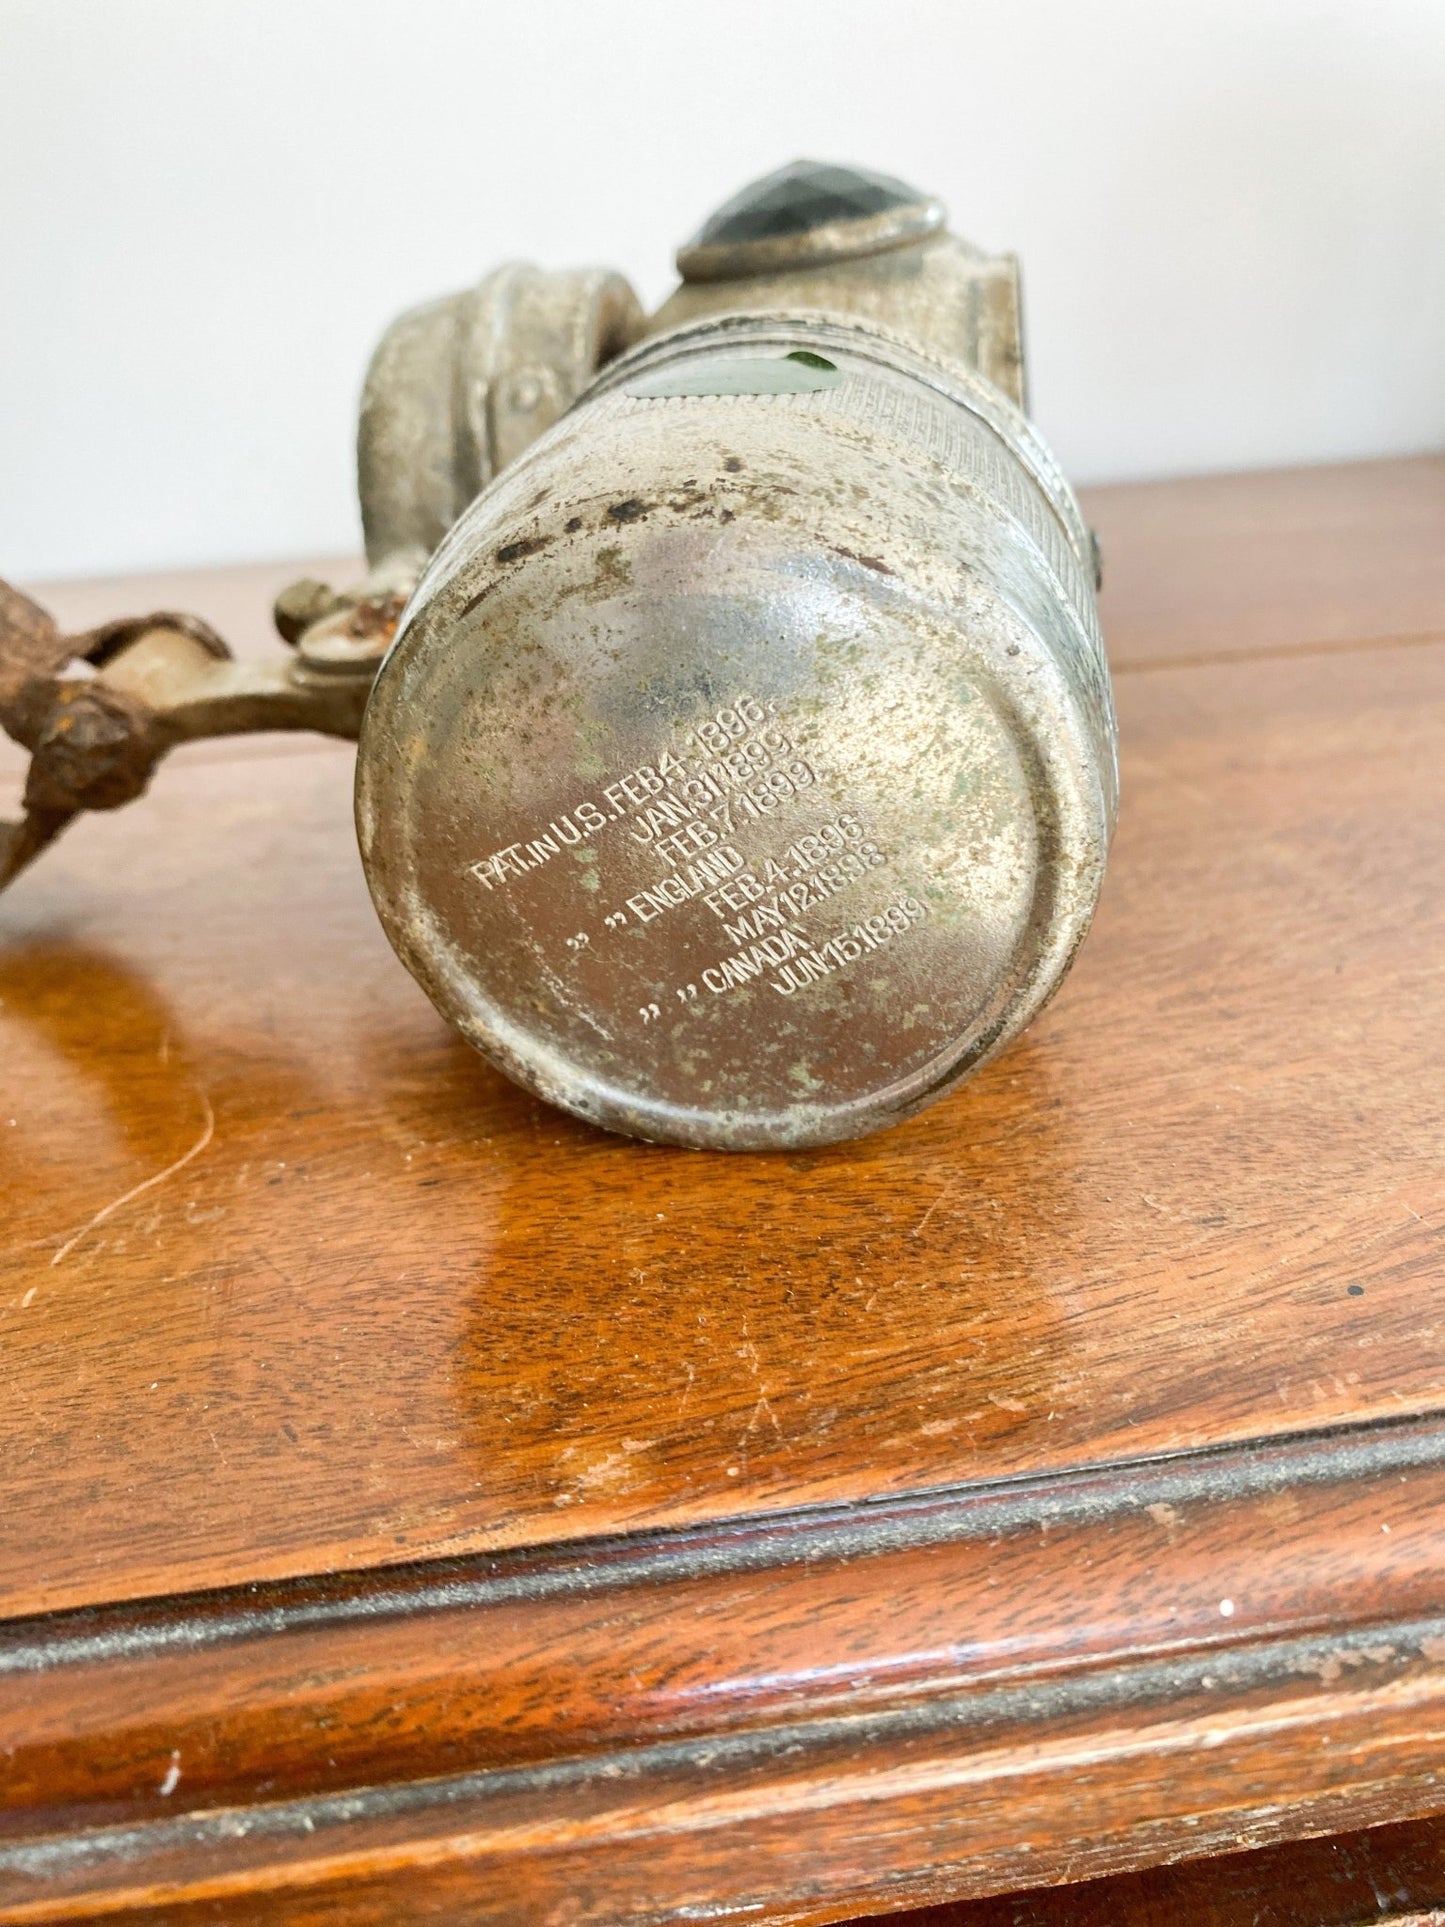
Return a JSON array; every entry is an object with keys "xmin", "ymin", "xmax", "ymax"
[{"xmin": 627, "ymin": 353, "xmax": 841, "ymax": 400}]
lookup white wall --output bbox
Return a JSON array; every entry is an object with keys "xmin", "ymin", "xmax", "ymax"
[{"xmin": 2, "ymin": 0, "xmax": 1443, "ymax": 581}]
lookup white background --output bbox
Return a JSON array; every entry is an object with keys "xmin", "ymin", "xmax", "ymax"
[{"xmin": 2, "ymin": 0, "xmax": 1442, "ymax": 581}]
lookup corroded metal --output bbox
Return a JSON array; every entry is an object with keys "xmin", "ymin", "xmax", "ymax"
[
  {"xmin": 358, "ymin": 165, "xmax": 1117, "ymax": 1149},
  {"xmin": 357, "ymin": 263, "xmax": 645, "ymax": 577},
  {"xmin": 0, "ymin": 263, "xmax": 643, "ymax": 894},
  {"xmin": 2, "ymin": 160, "xmax": 1117, "ymax": 1152},
  {"xmin": 675, "ymin": 159, "xmax": 946, "ymax": 283},
  {"xmin": 0, "ymin": 578, "xmax": 380, "ymax": 890}
]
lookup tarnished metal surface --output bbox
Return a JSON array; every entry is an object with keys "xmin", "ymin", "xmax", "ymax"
[
  {"xmin": 357, "ymin": 264, "xmax": 645, "ymax": 573},
  {"xmin": 358, "ymin": 169, "xmax": 1117, "ymax": 1149},
  {"xmin": 657, "ymin": 231, "xmax": 1026, "ymax": 410},
  {"xmin": 674, "ymin": 159, "xmax": 946, "ymax": 284},
  {"xmin": 0, "ymin": 578, "xmax": 379, "ymax": 891},
  {"xmin": 3, "ymin": 160, "xmax": 1117, "ymax": 1150},
  {"xmin": 0, "ymin": 263, "xmax": 645, "ymax": 895}
]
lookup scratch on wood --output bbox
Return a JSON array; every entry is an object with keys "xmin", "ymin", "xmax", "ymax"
[
  {"xmin": 50, "ymin": 1089, "xmax": 216, "ymax": 1268},
  {"xmin": 913, "ymin": 1180, "xmax": 956, "ymax": 1236},
  {"xmin": 746, "ymin": 1391, "xmax": 783, "ymax": 1438}
]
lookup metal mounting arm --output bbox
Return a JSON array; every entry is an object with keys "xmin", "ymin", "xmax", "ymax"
[{"xmin": 0, "ymin": 569, "xmax": 406, "ymax": 893}]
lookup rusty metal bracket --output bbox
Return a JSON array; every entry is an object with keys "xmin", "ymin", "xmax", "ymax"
[
  {"xmin": 0, "ymin": 569, "xmax": 406, "ymax": 893},
  {"xmin": 0, "ymin": 258, "xmax": 644, "ymax": 899}
]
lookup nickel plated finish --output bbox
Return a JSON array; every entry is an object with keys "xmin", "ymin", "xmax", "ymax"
[
  {"xmin": 358, "ymin": 163, "xmax": 1116, "ymax": 1149},
  {"xmin": 1, "ymin": 161, "xmax": 1117, "ymax": 1150}
]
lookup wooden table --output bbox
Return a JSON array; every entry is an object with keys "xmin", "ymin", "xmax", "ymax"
[{"xmin": 2, "ymin": 457, "xmax": 1444, "ymax": 1924}]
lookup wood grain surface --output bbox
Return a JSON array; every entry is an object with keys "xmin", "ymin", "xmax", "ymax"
[
  {"xmin": 1089, "ymin": 454, "xmax": 1445, "ymax": 668},
  {"xmin": 1, "ymin": 456, "xmax": 1443, "ymax": 1922},
  {"xmin": 847, "ymin": 1810, "xmax": 1445, "ymax": 1924}
]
